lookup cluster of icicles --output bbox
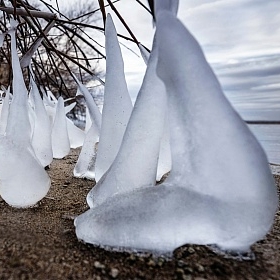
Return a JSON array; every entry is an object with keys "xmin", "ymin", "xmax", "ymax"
[{"xmin": 0, "ymin": 0, "xmax": 278, "ymax": 256}]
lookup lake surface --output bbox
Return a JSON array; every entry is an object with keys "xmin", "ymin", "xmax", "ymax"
[{"xmin": 248, "ymin": 124, "xmax": 280, "ymax": 166}]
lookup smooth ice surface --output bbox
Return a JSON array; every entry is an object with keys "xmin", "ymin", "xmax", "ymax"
[
  {"xmin": 73, "ymin": 77, "xmax": 102, "ymax": 179},
  {"xmin": 51, "ymin": 97, "xmax": 70, "ymax": 159},
  {"xmin": 43, "ymin": 89, "xmax": 57, "ymax": 125},
  {"xmin": 74, "ymin": 122, "xmax": 99, "ymax": 180},
  {"xmin": 138, "ymin": 43, "xmax": 150, "ymax": 65},
  {"xmin": 0, "ymin": 22, "xmax": 50, "ymax": 207},
  {"xmin": 30, "ymin": 76, "xmax": 53, "ymax": 167},
  {"xmin": 156, "ymin": 115, "xmax": 171, "ymax": 181},
  {"xmin": 0, "ymin": 88, "xmax": 10, "ymax": 135},
  {"xmin": 0, "ymin": 137, "xmax": 51, "ymax": 207},
  {"xmin": 154, "ymin": 0, "xmax": 179, "ymax": 18},
  {"xmin": 67, "ymin": 118, "xmax": 85, "ymax": 148},
  {"xmin": 6, "ymin": 24, "xmax": 31, "ymax": 146},
  {"xmin": 94, "ymin": 14, "xmax": 133, "ymax": 182},
  {"xmin": 75, "ymin": 10, "xmax": 278, "ymax": 254},
  {"xmin": 85, "ymin": 106, "xmax": 92, "ymax": 132},
  {"xmin": 87, "ymin": 35, "xmax": 167, "ymax": 207},
  {"xmin": 73, "ymin": 75, "xmax": 101, "ymax": 129}
]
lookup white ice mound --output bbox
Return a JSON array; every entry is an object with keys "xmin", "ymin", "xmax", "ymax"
[
  {"xmin": 94, "ymin": 14, "xmax": 133, "ymax": 182},
  {"xmin": 87, "ymin": 35, "xmax": 167, "ymax": 208},
  {"xmin": 75, "ymin": 10, "xmax": 278, "ymax": 254},
  {"xmin": 0, "ymin": 137, "xmax": 50, "ymax": 207},
  {"xmin": 30, "ymin": 76, "xmax": 53, "ymax": 167},
  {"xmin": 51, "ymin": 97, "xmax": 70, "ymax": 159}
]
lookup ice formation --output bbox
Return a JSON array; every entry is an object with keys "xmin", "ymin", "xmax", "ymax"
[
  {"xmin": 138, "ymin": 43, "xmax": 150, "ymax": 65},
  {"xmin": 72, "ymin": 75, "xmax": 101, "ymax": 129},
  {"xmin": 5, "ymin": 22, "xmax": 32, "ymax": 146},
  {"xmin": 87, "ymin": 35, "xmax": 167, "ymax": 207},
  {"xmin": 67, "ymin": 117, "xmax": 85, "ymax": 149},
  {"xmin": 94, "ymin": 14, "xmax": 133, "ymax": 182},
  {"xmin": 156, "ymin": 115, "xmax": 171, "ymax": 181},
  {"xmin": 0, "ymin": 21, "xmax": 50, "ymax": 207},
  {"xmin": 75, "ymin": 8, "xmax": 278, "ymax": 254},
  {"xmin": 73, "ymin": 77, "xmax": 102, "ymax": 179},
  {"xmin": 30, "ymin": 74, "xmax": 53, "ymax": 167},
  {"xmin": 139, "ymin": 37, "xmax": 171, "ymax": 182},
  {"xmin": 51, "ymin": 96, "xmax": 70, "ymax": 159},
  {"xmin": 0, "ymin": 87, "xmax": 10, "ymax": 135},
  {"xmin": 73, "ymin": 122, "xmax": 99, "ymax": 179},
  {"xmin": 0, "ymin": 137, "xmax": 51, "ymax": 207}
]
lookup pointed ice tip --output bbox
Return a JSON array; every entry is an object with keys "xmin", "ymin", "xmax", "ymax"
[
  {"xmin": 105, "ymin": 13, "xmax": 116, "ymax": 35},
  {"xmin": 9, "ymin": 19, "xmax": 18, "ymax": 30}
]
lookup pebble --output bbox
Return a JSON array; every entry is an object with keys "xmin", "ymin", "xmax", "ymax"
[
  {"xmin": 110, "ymin": 268, "xmax": 119, "ymax": 278},
  {"xmin": 94, "ymin": 261, "xmax": 105, "ymax": 269},
  {"xmin": 196, "ymin": 264, "xmax": 205, "ymax": 272}
]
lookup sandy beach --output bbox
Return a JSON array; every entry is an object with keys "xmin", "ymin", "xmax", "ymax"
[{"xmin": 0, "ymin": 148, "xmax": 279, "ymax": 280}]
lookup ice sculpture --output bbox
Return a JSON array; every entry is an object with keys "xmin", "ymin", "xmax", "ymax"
[
  {"xmin": 30, "ymin": 75, "xmax": 53, "ymax": 167},
  {"xmin": 75, "ymin": 9, "xmax": 278, "ymax": 254},
  {"xmin": 94, "ymin": 14, "xmax": 133, "ymax": 182},
  {"xmin": 51, "ymin": 96, "xmax": 70, "ymax": 158},
  {"xmin": 0, "ymin": 21, "xmax": 50, "ymax": 207},
  {"xmin": 73, "ymin": 77, "xmax": 102, "ymax": 179},
  {"xmin": 87, "ymin": 35, "xmax": 167, "ymax": 207}
]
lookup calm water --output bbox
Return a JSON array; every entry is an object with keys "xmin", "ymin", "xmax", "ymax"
[{"xmin": 248, "ymin": 124, "xmax": 280, "ymax": 166}]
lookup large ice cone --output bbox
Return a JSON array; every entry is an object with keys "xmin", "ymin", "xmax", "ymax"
[
  {"xmin": 94, "ymin": 14, "xmax": 133, "ymax": 182},
  {"xmin": 75, "ymin": 9, "xmax": 277, "ymax": 254},
  {"xmin": 86, "ymin": 35, "xmax": 167, "ymax": 207},
  {"xmin": 0, "ymin": 21, "xmax": 50, "ymax": 208}
]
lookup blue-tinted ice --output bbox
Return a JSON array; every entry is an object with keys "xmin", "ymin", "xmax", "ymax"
[{"xmin": 75, "ymin": 5, "xmax": 278, "ymax": 254}]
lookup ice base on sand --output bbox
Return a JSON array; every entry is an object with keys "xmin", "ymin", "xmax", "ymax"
[
  {"xmin": 0, "ymin": 136, "xmax": 50, "ymax": 208},
  {"xmin": 75, "ymin": 6, "xmax": 278, "ymax": 254}
]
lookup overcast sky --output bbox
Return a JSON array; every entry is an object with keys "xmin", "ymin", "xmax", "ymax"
[{"xmin": 55, "ymin": 0, "xmax": 280, "ymax": 121}]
